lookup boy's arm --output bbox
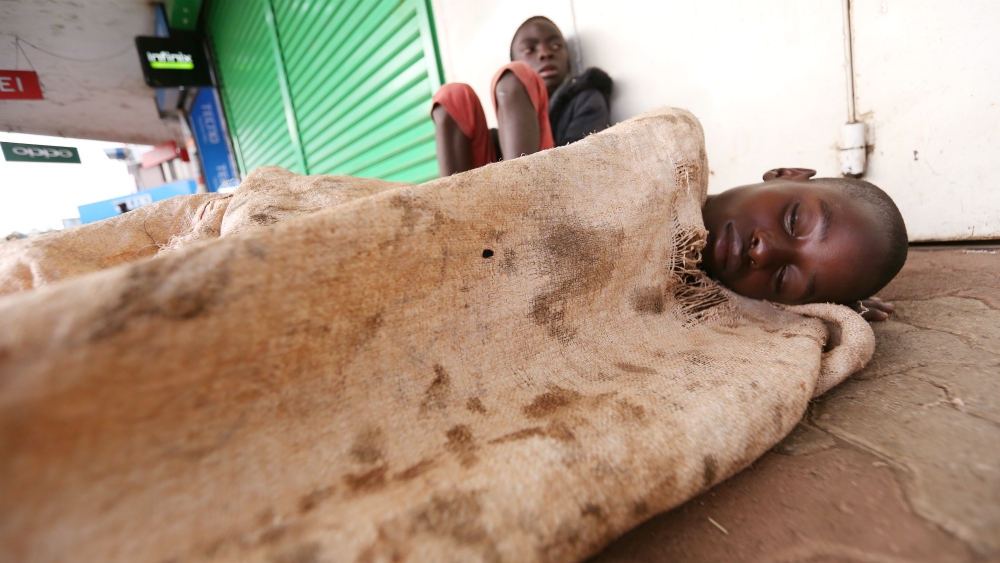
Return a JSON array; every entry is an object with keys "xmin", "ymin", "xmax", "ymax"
[
  {"xmin": 852, "ymin": 296, "xmax": 895, "ymax": 322},
  {"xmin": 559, "ymin": 89, "xmax": 610, "ymax": 145}
]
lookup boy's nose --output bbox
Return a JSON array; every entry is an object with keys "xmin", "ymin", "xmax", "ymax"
[{"xmin": 747, "ymin": 231, "xmax": 785, "ymax": 268}]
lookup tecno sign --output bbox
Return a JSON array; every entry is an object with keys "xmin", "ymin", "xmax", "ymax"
[
  {"xmin": 146, "ymin": 50, "xmax": 194, "ymax": 70},
  {"xmin": 1, "ymin": 142, "xmax": 81, "ymax": 163}
]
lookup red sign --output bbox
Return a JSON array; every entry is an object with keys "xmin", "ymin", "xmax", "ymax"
[
  {"xmin": 0, "ymin": 70, "xmax": 43, "ymax": 100},
  {"xmin": 141, "ymin": 141, "xmax": 179, "ymax": 168}
]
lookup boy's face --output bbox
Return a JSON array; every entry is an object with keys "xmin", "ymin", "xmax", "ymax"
[
  {"xmin": 701, "ymin": 168, "xmax": 890, "ymax": 305},
  {"xmin": 512, "ymin": 19, "xmax": 570, "ymax": 93}
]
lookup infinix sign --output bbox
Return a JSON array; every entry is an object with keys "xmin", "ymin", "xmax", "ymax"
[
  {"xmin": 135, "ymin": 36, "xmax": 212, "ymax": 87},
  {"xmin": 146, "ymin": 50, "xmax": 195, "ymax": 70}
]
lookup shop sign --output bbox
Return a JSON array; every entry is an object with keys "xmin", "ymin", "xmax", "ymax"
[
  {"xmin": 78, "ymin": 180, "xmax": 198, "ymax": 224},
  {"xmin": 0, "ymin": 70, "xmax": 43, "ymax": 100},
  {"xmin": 141, "ymin": 141, "xmax": 179, "ymax": 168},
  {"xmin": 189, "ymin": 88, "xmax": 236, "ymax": 192},
  {"xmin": 135, "ymin": 36, "xmax": 212, "ymax": 88},
  {"xmin": 1, "ymin": 142, "xmax": 80, "ymax": 163}
]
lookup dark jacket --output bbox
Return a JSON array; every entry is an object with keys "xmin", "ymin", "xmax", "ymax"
[{"xmin": 548, "ymin": 67, "xmax": 613, "ymax": 146}]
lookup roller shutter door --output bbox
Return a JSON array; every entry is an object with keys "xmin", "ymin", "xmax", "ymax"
[
  {"xmin": 205, "ymin": 0, "xmax": 304, "ymax": 174},
  {"xmin": 206, "ymin": 0, "xmax": 444, "ymax": 183}
]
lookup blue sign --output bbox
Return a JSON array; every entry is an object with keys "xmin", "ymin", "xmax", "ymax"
[
  {"xmin": 78, "ymin": 179, "xmax": 197, "ymax": 224},
  {"xmin": 189, "ymin": 87, "xmax": 237, "ymax": 192},
  {"xmin": 154, "ymin": 3, "xmax": 170, "ymax": 37},
  {"xmin": 154, "ymin": 3, "xmax": 171, "ymax": 110}
]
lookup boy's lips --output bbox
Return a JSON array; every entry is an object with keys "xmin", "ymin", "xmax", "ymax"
[
  {"xmin": 713, "ymin": 221, "xmax": 743, "ymax": 275},
  {"xmin": 538, "ymin": 64, "xmax": 559, "ymax": 77}
]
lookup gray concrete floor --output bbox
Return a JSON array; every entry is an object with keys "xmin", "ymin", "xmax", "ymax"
[{"xmin": 590, "ymin": 246, "xmax": 1000, "ymax": 563}]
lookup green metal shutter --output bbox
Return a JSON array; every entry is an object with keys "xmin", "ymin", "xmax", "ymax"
[
  {"xmin": 207, "ymin": 0, "xmax": 443, "ymax": 183},
  {"xmin": 205, "ymin": 0, "xmax": 305, "ymax": 174}
]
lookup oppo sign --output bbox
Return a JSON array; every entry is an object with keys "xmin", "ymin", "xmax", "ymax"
[{"xmin": 1, "ymin": 142, "xmax": 81, "ymax": 164}]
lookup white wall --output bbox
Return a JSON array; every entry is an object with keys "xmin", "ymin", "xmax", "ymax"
[
  {"xmin": 430, "ymin": 0, "xmax": 1000, "ymax": 241},
  {"xmin": 851, "ymin": 0, "xmax": 1000, "ymax": 241}
]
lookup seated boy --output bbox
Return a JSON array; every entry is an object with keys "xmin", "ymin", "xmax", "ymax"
[
  {"xmin": 700, "ymin": 167, "xmax": 907, "ymax": 321},
  {"xmin": 431, "ymin": 16, "xmax": 612, "ymax": 176}
]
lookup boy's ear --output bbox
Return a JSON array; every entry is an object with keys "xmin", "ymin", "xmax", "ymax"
[{"xmin": 762, "ymin": 168, "xmax": 817, "ymax": 182}]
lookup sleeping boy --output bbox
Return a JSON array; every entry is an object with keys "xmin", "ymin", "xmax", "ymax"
[
  {"xmin": 700, "ymin": 167, "xmax": 907, "ymax": 321},
  {"xmin": 431, "ymin": 16, "xmax": 612, "ymax": 176}
]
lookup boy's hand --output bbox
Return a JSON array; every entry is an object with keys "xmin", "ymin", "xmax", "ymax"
[{"xmin": 852, "ymin": 297, "xmax": 895, "ymax": 322}]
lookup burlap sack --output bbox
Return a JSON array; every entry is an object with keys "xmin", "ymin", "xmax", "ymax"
[
  {"xmin": 0, "ymin": 107, "xmax": 874, "ymax": 563},
  {"xmin": 0, "ymin": 193, "xmax": 231, "ymax": 295},
  {"xmin": 0, "ymin": 172, "xmax": 407, "ymax": 296}
]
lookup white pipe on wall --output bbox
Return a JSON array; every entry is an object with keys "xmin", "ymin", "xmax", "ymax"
[{"xmin": 842, "ymin": 0, "xmax": 857, "ymax": 123}]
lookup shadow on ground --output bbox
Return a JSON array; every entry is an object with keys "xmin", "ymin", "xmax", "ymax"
[{"xmin": 590, "ymin": 246, "xmax": 1000, "ymax": 563}]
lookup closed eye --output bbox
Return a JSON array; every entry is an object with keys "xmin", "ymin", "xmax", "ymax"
[
  {"xmin": 786, "ymin": 202, "xmax": 800, "ymax": 236},
  {"xmin": 775, "ymin": 266, "xmax": 787, "ymax": 294}
]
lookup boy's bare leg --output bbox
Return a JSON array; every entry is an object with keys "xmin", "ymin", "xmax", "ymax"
[
  {"xmin": 432, "ymin": 104, "xmax": 474, "ymax": 176},
  {"xmin": 494, "ymin": 70, "xmax": 540, "ymax": 160}
]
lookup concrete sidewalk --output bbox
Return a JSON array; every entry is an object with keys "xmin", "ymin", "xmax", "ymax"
[{"xmin": 590, "ymin": 246, "xmax": 1000, "ymax": 563}]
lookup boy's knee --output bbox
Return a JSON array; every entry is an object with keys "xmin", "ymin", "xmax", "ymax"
[
  {"xmin": 431, "ymin": 103, "xmax": 452, "ymax": 125},
  {"xmin": 436, "ymin": 82, "xmax": 476, "ymax": 99},
  {"xmin": 493, "ymin": 71, "xmax": 528, "ymax": 105},
  {"xmin": 432, "ymin": 82, "xmax": 480, "ymax": 123}
]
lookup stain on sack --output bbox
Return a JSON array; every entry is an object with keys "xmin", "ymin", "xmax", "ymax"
[
  {"xmin": 489, "ymin": 421, "xmax": 576, "ymax": 444},
  {"xmin": 615, "ymin": 362, "xmax": 657, "ymax": 375},
  {"xmin": 389, "ymin": 193, "xmax": 448, "ymax": 237},
  {"xmin": 90, "ymin": 245, "xmax": 234, "ymax": 340},
  {"xmin": 581, "ymin": 503, "xmax": 607, "ymax": 522},
  {"xmin": 358, "ymin": 496, "xmax": 501, "ymax": 563},
  {"xmin": 349, "ymin": 427, "xmax": 384, "ymax": 464},
  {"xmin": 615, "ymin": 399, "xmax": 647, "ymax": 422},
  {"xmin": 390, "ymin": 194, "xmax": 420, "ymax": 232},
  {"xmin": 343, "ymin": 465, "xmax": 388, "ymax": 493},
  {"xmin": 249, "ymin": 213, "xmax": 278, "ymax": 227},
  {"xmin": 530, "ymin": 293, "xmax": 576, "ymax": 341},
  {"xmin": 499, "ymin": 248, "xmax": 518, "ymax": 274},
  {"xmin": 702, "ymin": 454, "xmax": 719, "ymax": 489},
  {"xmin": 299, "ymin": 486, "xmax": 336, "ymax": 513},
  {"xmin": 529, "ymin": 221, "xmax": 624, "ymax": 342},
  {"xmin": 258, "ymin": 524, "xmax": 288, "ymax": 545},
  {"xmin": 445, "ymin": 425, "xmax": 479, "ymax": 468},
  {"xmin": 353, "ymin": 311, "xmax": 384, "ymax": 350},
  {"xmin": 684, "ymin": 351, "xmax": 712, "ymax": 367},
  {"xmin": 465, "ymin": 397, "xmax": 487, "ymax": 414},
  {"xmin": 630, "ymin": 286, "xmax": 665, "ymax": 314},
  {"xmin": 523, "ymin": 386, "xmax": 582, "ymax": 418},
  {"xmin": 245, "ymin": 239, "xmax": 268, "ymax": 260},
  {"xmin": 394, "ymin": 459, "xmax": 435, "ymax": 481},
  {"xmin": 410, "ymin": 492, "xmax": 487, "ymax": 544},
  {"xmin": 420, "ymin": 365, "xmax": 452, "ymax": 413}
]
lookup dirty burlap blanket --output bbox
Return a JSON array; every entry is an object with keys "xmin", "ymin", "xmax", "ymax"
[{"xmin": 0, "ymin": 107, "xmax": 874, "ymax": 563}]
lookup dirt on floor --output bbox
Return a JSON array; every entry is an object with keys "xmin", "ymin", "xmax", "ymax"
[{"xmin": 589, "ymin": 245, "xmax": 1000, "ymax": 563}]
